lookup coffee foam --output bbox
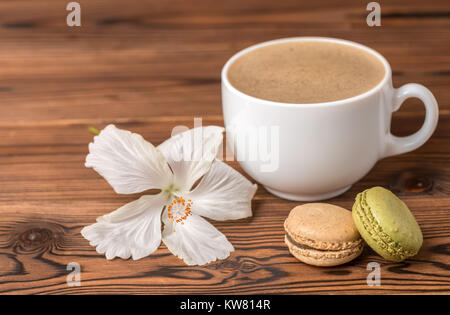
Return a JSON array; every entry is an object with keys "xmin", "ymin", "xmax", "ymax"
[{"xmin": 227, "ymin": 41, "xmax": 385, "ymax": 104}]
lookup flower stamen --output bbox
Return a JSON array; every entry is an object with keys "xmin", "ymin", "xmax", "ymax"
[{"xmin": 167, "ymin": 197, "xmax": 193, "ymax": 225}]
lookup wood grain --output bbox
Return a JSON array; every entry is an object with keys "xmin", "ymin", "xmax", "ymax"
[{"xmin": 0, "ymin": 0, "xmax": 449, "ymax": 294}]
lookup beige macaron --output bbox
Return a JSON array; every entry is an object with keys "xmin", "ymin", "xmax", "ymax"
[{"xmin": 284, "ymin": 203, "xmax": 364, "ymax": 267}]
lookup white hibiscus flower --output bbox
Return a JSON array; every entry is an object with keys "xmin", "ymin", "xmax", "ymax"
[{"xmin": 81, "ymin": 124, "xmax": 257, "ymax": 265}]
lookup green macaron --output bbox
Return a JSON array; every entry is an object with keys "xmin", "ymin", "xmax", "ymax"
[{"xmin": 352, "ymin": 186, "xmax": 423, "ymax": 262}]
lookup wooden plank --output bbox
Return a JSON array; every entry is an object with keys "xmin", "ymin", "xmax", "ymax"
[
  {"xmin": 0, "ymin": 117, "xmax": 449, "ymax": 294},
  {"xmin": 0, "ymin": 1, "xmax": 449, "ymax": 124}
]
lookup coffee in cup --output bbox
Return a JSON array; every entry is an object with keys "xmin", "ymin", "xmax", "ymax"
[{"xmin": 227, "ymin": 41, "xmax": 386, "ymax": 104}]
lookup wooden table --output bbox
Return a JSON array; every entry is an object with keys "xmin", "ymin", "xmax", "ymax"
[{"xmin": 0, "ymin": 0, "xmax": 448, "ymax": 294}]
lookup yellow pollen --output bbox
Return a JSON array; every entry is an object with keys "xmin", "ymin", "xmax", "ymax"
[{"xmin": 167, "ymin": 197, "xmax": 193, "ymax": 225}]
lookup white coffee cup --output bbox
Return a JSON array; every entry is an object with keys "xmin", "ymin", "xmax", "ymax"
[{"xmin": 221, "ymin": 37, "xmax": 439, "ymax": 201}]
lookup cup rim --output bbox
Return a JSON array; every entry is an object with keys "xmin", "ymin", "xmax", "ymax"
[{"xmin": 221, "ymin": 37, "xmax": 392, "ymax": 108}]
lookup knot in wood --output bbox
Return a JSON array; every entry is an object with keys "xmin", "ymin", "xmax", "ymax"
[
  {"xmin": 391, "ymin": 171, "xmax": 433, "ymax": 194},
  {"xmin": 20, "ymin": 228, "xmax": 53, "ymax": 247},
  {"xmin": 9, "ymin": 221, "xmax": 66, "ymax": 255}
]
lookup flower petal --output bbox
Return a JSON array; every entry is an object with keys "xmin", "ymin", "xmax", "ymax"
[
  {"xmin": 157, "ymin": 126, "xmax": 224, "ymax": 192},
  {"xmin": 162, "ymin": 213, "xmax": 234, "ymax": 265},
  {"xmin": 86, "ymin": 124, "xmax": 173, "ymax": 194},
  {"xmin": 81, "ymin": 193, "xmax": 167, "ymax": 260},
  {"xmin": 184, "ymin": 160, "xmax": 257, "ymax": 221}
]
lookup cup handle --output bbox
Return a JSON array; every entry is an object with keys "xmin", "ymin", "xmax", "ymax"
[{"xmin": 383, "ymin": 83, "xmax": 439, "ymax": 158}]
